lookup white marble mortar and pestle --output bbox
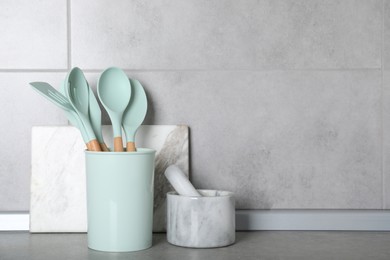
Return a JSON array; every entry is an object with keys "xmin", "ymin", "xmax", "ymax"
[{"xmin": 164, "ymin": 165, "xmax": 235, "ymax": 248}]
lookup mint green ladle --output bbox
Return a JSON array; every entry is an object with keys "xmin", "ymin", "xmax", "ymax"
[
  {"xmin": 97, "ymin": 67, "xmax": 131, "ymax": 152},
  {"xmin": 122, "ymin": 79, "xmax": 148, "ymax": 152}
]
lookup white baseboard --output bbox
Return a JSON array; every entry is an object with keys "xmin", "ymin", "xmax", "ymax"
[
  {"xmin": 1, "ymin": 210, "xmax": 390, "ymax": 231},
  {"xmin": 236, "ymin": 210, "xmax": 390, "ymax": 231},
  {"xmin": 0, "ymin": 212, "xmax": 29, "ymax": 231}
]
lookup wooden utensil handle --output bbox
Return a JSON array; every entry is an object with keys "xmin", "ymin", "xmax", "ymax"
[
  {"xmin": 114, "ymin": 137, "xmax": 124, "ymax": 152},
  {"xmin": 100, "ymin": 143, "xmax": 110, "ymax": 152},
  {"xmin": 88, "ymin": 139, "xmax": 102, "ymax": 152},
  {"xmin": 126, "ymin": 142, "xmax": 136, "ymax": 152}
]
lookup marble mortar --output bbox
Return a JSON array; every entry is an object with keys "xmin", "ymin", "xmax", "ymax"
[{"xmin": 167, "ymin": 190, "xmax": 235, "ymax": 248}]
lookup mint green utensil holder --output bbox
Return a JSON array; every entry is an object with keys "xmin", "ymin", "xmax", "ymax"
[{"xmin": 85, "ymin": 148, "xmax": 156, "ymax": 252}]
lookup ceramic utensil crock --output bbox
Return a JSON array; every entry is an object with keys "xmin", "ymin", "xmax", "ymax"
[{"xmin": 86, "ymin": 148, "xmax": 156, "ymax": 252}]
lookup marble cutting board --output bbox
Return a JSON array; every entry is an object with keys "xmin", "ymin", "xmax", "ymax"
[{"xmin": 30, "ymin": 125, "xmax": 189, "ymax": 233}]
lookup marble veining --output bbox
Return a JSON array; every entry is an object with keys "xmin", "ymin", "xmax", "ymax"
[
  {"xmin": 30, "ymin": 125, "xmax": 189, "ymax": 232},
  {"xmin": 167, "ymin": 190, "xmax": 235, "ymax": 248},
  {"xmin": 153, "ymin": 125, "xmax": 189, "ymax": 231}
]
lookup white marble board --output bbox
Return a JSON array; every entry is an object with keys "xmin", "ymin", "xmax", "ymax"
[{"xmin": 30, "ymin": 125, "xmax": 189, "ymax": 233}]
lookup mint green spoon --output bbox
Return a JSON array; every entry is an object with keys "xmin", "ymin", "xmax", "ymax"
[
  {"xmin": 66, "ymin": 67, "xmax": 101, "ymax": 151},
  {"xmin": 122, "ymin": 79, "xmax": 147, "ymax": 152},
  {"xmin": 97, "ymin": 67, "xmax": 131, "ymax": 152}
]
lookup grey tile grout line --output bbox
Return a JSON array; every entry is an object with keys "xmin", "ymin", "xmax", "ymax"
[
  {"xmin": 67, "ymin": 0, "xmax": 71, "ymax": 70},
  {"xmin": 85, "ymin": 68, "xmax": 384, "ymax": 73},
  {"xmin": 382, "ymin": 0, "xmax": 386, "ymax": 210},
  {"xmin": 66, "ymin": 0, "xmax": 71, "ymax": 127},
  {"xmin": 0, "ymin": 69, "xmax": 68, "ymax": 73},
  {"xmin": 0, "ymin": 68, "xmax": 383, "ymax": 73}
]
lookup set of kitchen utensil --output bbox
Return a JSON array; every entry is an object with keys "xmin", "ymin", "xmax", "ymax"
[
  {"xmin": 30, "ymin": 68, "xmax": 234, "ymax": 251},
  {"xmin": 31, "ymin": 67, "xmax": 154, "ymax": 252},
  {"xmin": 30, "ymin": 67, "xmax": 147, "ymax": 152}
]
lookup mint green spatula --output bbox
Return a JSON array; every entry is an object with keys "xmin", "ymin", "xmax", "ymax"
[
  {"xmin": 64, "ymin": 69, "xmax": 108, "ymax": 151},
  {"xmin": 60, "ymin": 82, "xmax": 89, "ymax": 144},
  {"xmin": 65, "ymin": 67, "xmax": 101, "ymax": 151},
  {"xmin": 97, "ymin": 67, "xmax": 131, "ymax": 152},
  {"xmin": 30, "ymin": 82, "xmax": 89, "ymax": 149},
  {"xmin": 122, "ymin": 79, "xmax": 148, "ymax": 152},
  {"xmin": 87, "ymin": 82, "xmax": 109, "ymax": 151}
]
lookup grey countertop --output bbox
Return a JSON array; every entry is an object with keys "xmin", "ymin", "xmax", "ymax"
[{"xmin": 1, "ymin": 231, "xmax": 390, "ymax": 260}]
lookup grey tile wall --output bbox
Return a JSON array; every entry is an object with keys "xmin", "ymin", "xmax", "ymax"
[
  {"xmin": 0, "ymin": 0, "xmax": 387, "ymax": 210},
  {"xmin": 71, "ymin": 0, "xmax": 381, "ymax": 70},
  {"xmin": 0, "ymin": 0, "xmax": 67, "ymax": 69},
  {"xmin": 0, "ymin": 73, "xmax": 67, "ymax": 210}
]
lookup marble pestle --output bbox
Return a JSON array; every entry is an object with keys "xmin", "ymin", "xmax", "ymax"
[{"xmin": 164, "ymin": 165, "xmax": 201, "ymax": 197}]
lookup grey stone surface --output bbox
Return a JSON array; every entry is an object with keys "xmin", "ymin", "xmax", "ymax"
[
  {"xmin": 71, "ymin": 0, "xmax": 381, "ymax": 70},
  {"xmin": 1, "ymin": 232, "xmax": 390, "ymax": 260},
  {"xmin": 0, "ymin": 73, "xmax": 67, "ymax": 210},
  {"xmin": 0, "ymin": 0, "xmax": 67, "ymax": 69}
]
